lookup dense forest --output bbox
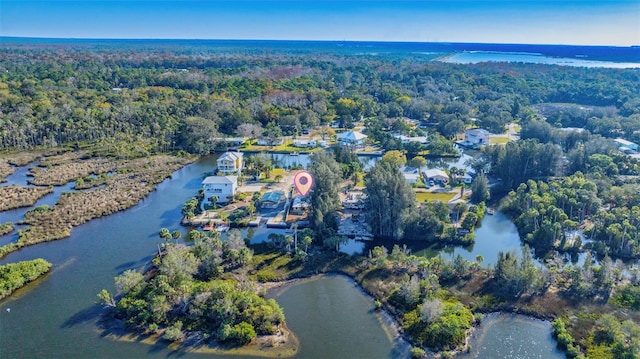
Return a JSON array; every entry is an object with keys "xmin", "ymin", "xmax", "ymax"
[{"xmin": 1, "ymin": 44, "xmax": 640, "ymax": 154}]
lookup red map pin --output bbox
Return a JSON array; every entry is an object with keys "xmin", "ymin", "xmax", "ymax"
[{"xmin": 293, "ymin": 170, "xmax": 314, "ymax": 196}]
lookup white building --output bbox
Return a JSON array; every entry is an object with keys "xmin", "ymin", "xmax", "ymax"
[
  {"xmin": 393, "ymin": 134, "xmax": 429, "ymax": 145},
  {"xmin": 337, "ymin": 131, "xmax": 368, "ymax": 148},
  {"xmin": 293, "ymin": 138, "xmax": 319, "ymax": 148},
  {"xmin": 202, "ymin": 176, "xmax": 238, "ymax": 204},
  {"xmin": 463, "ymin": 128, "xmax": 490, "ymax": 146},
  {"xmin": 217, "ymin": 151, "xmax": 243, "ymax": 174},
  {"xmin": 423, "ymin": 169, "xmax": 449, "ymax": 184}
]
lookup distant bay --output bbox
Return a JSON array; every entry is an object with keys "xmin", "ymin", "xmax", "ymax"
[
  {"xmin": 442, "ymin": 51, "xmax": 640, "ymax": 69},
  {"xmin": 2, "ymin": 37, "xmax": 639, "ymax": 65}
]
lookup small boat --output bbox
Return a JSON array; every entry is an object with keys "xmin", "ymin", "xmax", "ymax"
[
  {"xmin": 216, "ymin": 222, "xmax": 230, "ymax": 232},
  {"xmin": 487, "ymin": 208, "xmax": 495, "ymax": 215},
  {"xmin": 290, "ymin": 152, "xmax": 299, "ymax": 156}
]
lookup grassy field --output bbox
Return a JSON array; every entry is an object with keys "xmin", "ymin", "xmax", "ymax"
[
  {"xmin": 415, "ymin": 191, "xmax": 456, "ymax": 203},
  {"xmin": 489, "ymin": 136, "xmax": 511, "ymax": 145}
]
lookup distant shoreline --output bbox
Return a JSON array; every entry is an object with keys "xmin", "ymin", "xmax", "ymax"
[{"xmin": 1, "ymin": 37, "xmax": 638, "ymax": 63}]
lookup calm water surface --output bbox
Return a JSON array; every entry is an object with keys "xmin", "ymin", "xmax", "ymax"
[
  {"xmin": 464, "ymin": 313, "xmax": 564, "ymax": 359},
  {"xmin": 270, "ymin": 275, "xmax": 409, "ymax": 359},
  {"xmin": 445, "ymin": 51, "xmax": 640, "ymax": 68}
]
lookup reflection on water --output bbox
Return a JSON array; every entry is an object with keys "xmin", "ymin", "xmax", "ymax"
[
  {"xmin": 271, "ymin": 275, "xmax": 410, "ymax": 359},
  {"xmin": 463, "ymin": 313, "xmax": 564, "ymax": 359},
  {"xmin": 356, "ymin": 212, "xmax": 527, "ymax": 266}
]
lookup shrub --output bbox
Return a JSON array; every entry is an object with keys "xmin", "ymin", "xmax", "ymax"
[
  {"xmin": 219, "ymin": 322, "xmax": 256, "ymax": 345},
  {"xmin": 611, "ymin": 285, "xmax": 640, "ymax": 310},
  {"xmin": 411, "ymin": 347, "xmax": 426, "ymax": 358},
  {"xmin": 162, "ymin": 324, "xmax": 183, "ymax": 342}
]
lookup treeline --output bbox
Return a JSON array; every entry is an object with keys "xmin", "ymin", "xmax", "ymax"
[
  {"xmin": 2, "ymin": 44, "xmax": 640, "ymax": 153},
  {"xmin": 0, "ymin": 258, "xmax": 52, "ymax": 299}
]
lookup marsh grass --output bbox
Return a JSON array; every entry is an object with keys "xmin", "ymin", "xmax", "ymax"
[
  {"xmin": 0, "ymin": 185, "xmax": 54, "ymax": 212},
  {"xmin": 0, "ymin": 161, "xmax": 14, "ymax": 182},
  {"xmin": 0, "ymin": 155, "xmax": 193, "ymax": 257}
]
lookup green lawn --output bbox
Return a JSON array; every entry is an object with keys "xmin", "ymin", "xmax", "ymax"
[
  {"xmin": 415, "ymin": 191, "xmax": 456, "ymax": 203},
  {"xmin": 489, "ymin": 136, "xmax": 511, "ymax": 145}
]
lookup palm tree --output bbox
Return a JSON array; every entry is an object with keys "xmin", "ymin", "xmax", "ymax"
[
  {"xmin": 159, "ymin": 228, "xmax": 172, "ymax": 243},
  {"xmin": 285, "ymin": 235, "xmax": 294, "ymax": 252},
  {"xmin": 210, "ymin": 195, "xmax": 218, "ymax": 209},
  {"xmin": 171, "ymin": 230, "xmax": 182, "ymax": 244}
]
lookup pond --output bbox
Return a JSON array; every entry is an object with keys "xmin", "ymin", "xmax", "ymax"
[
  {"xmin": 463, "ymin": 313, "xmax": 565, "ymax": 359},
  {"xmin": 419, "ymin": 212, "xmax": 529, "ymax": 266},
  {"xmin": 270, "ymin": 275, "xmax": 409, "ymax": 359},
  {"xmin": 350, "ymin": 212, "xmax": 528, "ymax": 267}
]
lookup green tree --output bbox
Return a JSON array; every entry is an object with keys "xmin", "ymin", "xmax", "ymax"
[
  {"xmin": 308, "ymin": 151, "xmax": 342, "ymax": 237},
  {"xmin": 408, "ymin": 155, "xmax": 427, "ymax": 174},
  {"xmin": 381, "ymin": 150, "xmax": 407, "ymax": 168},
  {"xmin": 364, "ymin": 160, "xmax": 416, "ymax": 240},
  {"xmin": 469, "ymin": 174, "xmax": 490, "ymax": 204}
]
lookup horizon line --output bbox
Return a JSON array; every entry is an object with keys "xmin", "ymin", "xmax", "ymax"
[{"xmin": 1, "ymin": 36, "xmax": 638, "ymax": 48}]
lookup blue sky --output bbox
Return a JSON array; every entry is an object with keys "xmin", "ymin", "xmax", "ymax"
[{"xmin": 1, "ymin": 1, "xmax": 639, "ymax": 46}]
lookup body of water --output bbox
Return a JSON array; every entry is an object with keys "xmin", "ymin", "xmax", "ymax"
[
  {"xmin": 444, "ymin": 51, "xmax": 640, "ymax": 68},
  {"xmin": 270, "ymin": 275, "xmax": 409, "ymax": 359},
  {"xmin": 464, "ymin": 313, "xmax": 564, "ymax": 359}
]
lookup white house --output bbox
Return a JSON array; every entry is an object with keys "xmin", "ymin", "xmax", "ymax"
[
  {"xmin": 293, "ymin": 138, "xmax": 319, "ymax": 148},
  {"xmin": 393, "ymin": 134, "xmax": 429, "ymax": 145},
  {"xmin": 217, "ymin": 151, "xmax": 244, "ymax": 175},
  {"xmin": 423, "ymin": 169, "xmax": 449, "ymax": 184},
  {"xmin": 337, "ymin": 131, "xmax": 367, "ymax": 148},
  {"xmin": 463, "ymin": 128, "xmax": 490, "ymax": 146},
  {"xmin": 257, "ymin": 138, "xmax": 284, "ymax": 146},
  {"xmin": 462, "ymin": 173, "xmax": 474, "ymax": 184},
  {"xmin": 202, "ymin": 176, "xmax": 238, "ymax": 204}
]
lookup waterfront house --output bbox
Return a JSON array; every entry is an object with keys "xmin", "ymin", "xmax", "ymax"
[
  {"xmin": 202, "ymin": 176, "xmax": 238, "ymax": 204},
  {"xmin": 260, "ymin": 191, "xmax": 284, "ymax": 209},
  {"xmin": 393, "ymin": 134, "xmax": 429, "ymax": 145},
  {"xmin": 462, "ymin": 128, "xmax": 490, "ymax": 146},
  {"xmin": 293, "ymin": 138, "xmax": 319, "ymax": 148},
  {"xmin": 337, "ymin": 131, "xmax": 367, "ymax": 148},
  {"xmin": 291, "ymin": 195, "xmax": 311, "ymax": 214},
  {"xmin": 423, "ymin": 169, "xmax": 449, "ymax": 184},
  {"xmin": 216, "ymin": 151, "xmax": 243, "ymax": 175}
]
